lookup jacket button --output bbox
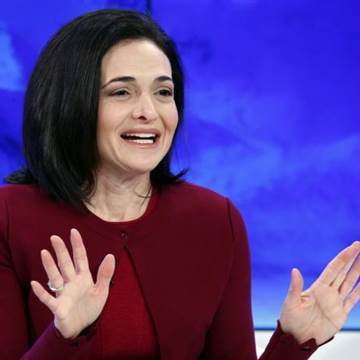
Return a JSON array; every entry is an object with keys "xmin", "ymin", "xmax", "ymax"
[{"xmin": 120, "ymin": 231, "xmax": 128, "ymax": 240}]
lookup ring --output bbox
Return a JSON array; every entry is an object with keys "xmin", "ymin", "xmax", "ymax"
[{"xmin": 47, "ymin": 280, "xmax": 64, "ymax": 292}]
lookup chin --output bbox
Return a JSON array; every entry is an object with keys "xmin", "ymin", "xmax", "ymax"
[{"xmin": 126, "ymin": 161, "xmax": 161, "ymax": 175}]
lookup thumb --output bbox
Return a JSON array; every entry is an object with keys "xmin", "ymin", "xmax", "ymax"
[
  {"xmin": 95, "ymin": 254, "xmax": 116, "ymax": 294},
  {"xmin": 286, "ymin": 268, "xmax": 304, "ymax": 305}
]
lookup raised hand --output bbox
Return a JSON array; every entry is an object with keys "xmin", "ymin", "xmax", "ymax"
[
  {"xmin": 30, "ymin": 228, "xmax": 115, "ymax": 339},
  {"xmin": 279, "ymin": 241, "xmax": 360, "ymax": 345}
]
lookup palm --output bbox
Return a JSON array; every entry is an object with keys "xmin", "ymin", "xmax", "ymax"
[
  {"xmin": 51, "ymin": 271, "xmax": 105, "ymax": 338},
  {"xmin": 31, "ymin": 229, "xmax": 115, "ymax": 339},
  {"xmin": 280, "ymin": 242, "xmax": 360, "ymax": 345}
]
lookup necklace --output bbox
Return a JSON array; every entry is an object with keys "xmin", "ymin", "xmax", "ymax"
[{"xmin": 136, "ymin": 183, "xmax": 152, "ymax": 209}]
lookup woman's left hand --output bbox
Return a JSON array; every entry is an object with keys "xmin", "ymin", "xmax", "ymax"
[{"xmin": 280, "ymin": 241, "xmax": 360, "ymax": 345}]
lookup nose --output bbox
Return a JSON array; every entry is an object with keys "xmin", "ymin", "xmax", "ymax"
[{"xmin": 131, "ymin": 93, "xmax": 158, "ymax": 122}]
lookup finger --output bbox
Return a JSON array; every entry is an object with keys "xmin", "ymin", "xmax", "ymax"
[
  {"xmin": 50, "ymin": 235, "xmax": 76, "ymax": 281},
  {"xmin": 70, "ymin": 228, "xmax": 90, "ymax": 273},
  {"xmin": 339, "ymin": 255, "xmax": 360, "ymax": 298},
  {"xmin": 332, "ymin": 244, "xmax": 360, "ymax": 290},
  {"xmin": 41, "ymin": 249, "xmax": 65, "ymax": 291},
  {"xmin": 31, "ymin": 280, "xmax": 58, "ymax": 313},
  {"xmin": 332, "ymin": 260, "xmax": 354, "ymax": 291},
  {"xmin": 94, "ymin": 254, "xmax": 115, "ymax": 294},
  {"xmin": 286, "ymin": 268, "xmax": 304, "ymax": 306},
  {"xmin": 344, "ymin": 282, "xmax": 360, "ymax": 314},
  {"xmin": 317, "ymin": 242, "xmax": 360, "ymax": 286}
]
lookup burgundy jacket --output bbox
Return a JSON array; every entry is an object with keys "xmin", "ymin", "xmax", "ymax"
[{"xmin": 0, "ymin": 182, "xmax": 317, "ymax": 359}]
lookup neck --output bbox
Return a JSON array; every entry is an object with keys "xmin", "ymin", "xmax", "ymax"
[{"xmin": 86, "ymin": 170, "xmax": 152, "ymax": 222}]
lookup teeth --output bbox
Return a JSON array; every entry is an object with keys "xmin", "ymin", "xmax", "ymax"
[
  {"xmin": 127, "ymin": 139, "xmax": 154, "ymax": 144},
  {"xmin": 123, "ymin": 133, "xmax": 156, "ymax": 138},
  {"xmin": 121, "ymin": 132, "xmax": 158, "ymax": 145}
]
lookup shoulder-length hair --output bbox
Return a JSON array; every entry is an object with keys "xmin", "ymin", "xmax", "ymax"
[{"xmin": 6, "ymin": 9, "xmax": 186, "ymax": 207}]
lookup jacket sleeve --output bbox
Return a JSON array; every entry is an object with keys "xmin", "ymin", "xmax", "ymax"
[
  {"xmin": 201, "ymin": 199, "xmax": 318, "ymax": 359},
  {"xmin": 0, "ymin": 192, "xmax": 96, "ymax": 359}
]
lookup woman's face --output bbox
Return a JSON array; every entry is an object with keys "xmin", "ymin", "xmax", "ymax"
[{"xmin": 97, "ymin": 39, "xmax": 178, "ymax": 178}]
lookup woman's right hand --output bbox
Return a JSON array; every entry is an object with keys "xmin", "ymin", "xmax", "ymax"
[{"xmin": 30, "ymin": 228, "xmax": 115, "ymax": 339}]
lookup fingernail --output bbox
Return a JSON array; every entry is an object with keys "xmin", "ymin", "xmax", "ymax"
[{"xmin": 71, "ymin": 228, "xmax": 79, "ymax": 236}]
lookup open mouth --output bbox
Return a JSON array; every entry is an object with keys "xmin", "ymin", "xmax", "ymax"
[{"xmin": 121, "ymin": 132, "xmax": 158, "ymax": 145}]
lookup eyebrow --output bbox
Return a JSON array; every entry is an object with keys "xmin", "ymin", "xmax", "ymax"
[{"xmin": 102, "ymin": 75, "xmax": 173, "ymax": 88}]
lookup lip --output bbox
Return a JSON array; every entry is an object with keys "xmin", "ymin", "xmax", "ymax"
[
  {"xmin": 120, "ymin": 128, "xmax": 161, "ymax": 136},
  {"xmin": 120, "ymin": 128, "xmax": 161, "ymax": 148}
]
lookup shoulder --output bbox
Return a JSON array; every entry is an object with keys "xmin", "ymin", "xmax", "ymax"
[
  {"xmin": 0, "ymin": 184, "xmax": 65, "ymax": 224},
  {"xmin": 157, "ymin": 182, "xmax": 248, "ymax": 260},
  {"xmin": 0, "ymin": 183, "xmax": 48, "ymax": 204},
  {"xmin": 163, "ymin": 181, "xmax": 228, "ymax": 207},
  {"xmin": 161, "ymin": 181, "xmax": 244, "ymax": 226}
]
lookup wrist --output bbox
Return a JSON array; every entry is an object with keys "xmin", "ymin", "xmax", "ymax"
[
  {"xmin": 279, "ymin": 323, "xmax": 334, "ymax": 346},
  {"xmin": 54, "ymin": 320, "xmax": 81, "ymax": 340},
  {"xmin": 55, "ymin": 318, "xmax": 100, "ymax": 341},
  {"xmin": 278, "ymin": 320, "xmax": 313, "ymax": 345}
]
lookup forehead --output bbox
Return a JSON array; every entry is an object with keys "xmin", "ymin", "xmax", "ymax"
[{"xmin": 101, "ymin": 39, "xmax": 172, "ymax": 81}]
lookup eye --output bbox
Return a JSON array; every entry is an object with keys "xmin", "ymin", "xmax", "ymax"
[
  {"xmin": 110, "ymin": 89, "xmax": 131, "ymax": 97},
  {"xmin": 156, "ymin": 88, "xmax": 174, "ymax": 97}
]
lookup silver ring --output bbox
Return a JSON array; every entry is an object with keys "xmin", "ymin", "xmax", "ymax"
[{"xmin": 47, "ymin": 280, "xmax": 64, "ymax": 292}]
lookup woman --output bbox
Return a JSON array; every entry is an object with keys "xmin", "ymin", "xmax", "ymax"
[{"xmin": 0, "ymin": 9, "xmax": 359, "ymax": 360}]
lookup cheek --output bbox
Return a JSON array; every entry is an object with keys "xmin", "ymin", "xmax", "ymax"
[
  {"xmin": 96, "ymin": 108, "xmax": 117, "ymax": 153},
  {"xmin": 97, "ymin": 101, "xmax": 108, "ymax": 137},
  {"xmin": 166, "ymin": 106, "xmax": 179, "ymax": 134},
  {"xmin": 97, "ymin": 102, "xmax": 121, "ymax": 137},
  {"xmin": 96, "ymin": 119, "xmax": 108, "ymax": 150}
]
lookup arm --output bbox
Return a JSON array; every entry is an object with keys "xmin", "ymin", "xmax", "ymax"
[
  {"xmin": 0, "ymin": 219, "xmax": 29, "ymax": 358},
  {"xmin": 264, "ymin": 241, "xmax": 360, "ymax": 358},
  {"xmin": 279, "ymin": 242, "xmax": 360, "ymax": 345},
  {"xmin": 200, "ymin": 199, "xmax": 257, "ymax": 359},
  {"xmin": 0, "ymin": 196, "xmax": 108, "ymax": 359},
  {"xmin": 201, "ymin": 199, "xmax": 319, "ymax": 360}
]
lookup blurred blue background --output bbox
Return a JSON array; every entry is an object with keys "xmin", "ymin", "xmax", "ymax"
[{"xmin": 1, "ymin": 0, "xmax": 359, "ymax": 329}]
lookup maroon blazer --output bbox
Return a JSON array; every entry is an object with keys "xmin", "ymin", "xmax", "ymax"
[{"xmin": 0, "ymin": 182, "xmax": 317, "ymax": 359}]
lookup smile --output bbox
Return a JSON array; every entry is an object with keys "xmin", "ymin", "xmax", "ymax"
[{"xmin": 121, "ymin": 132, "xmax": 159, "ymax": 145}]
